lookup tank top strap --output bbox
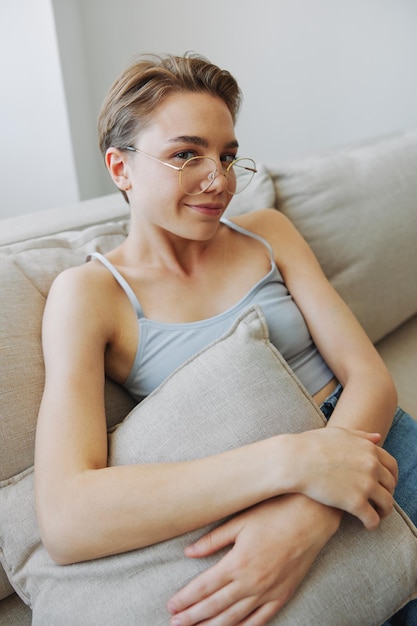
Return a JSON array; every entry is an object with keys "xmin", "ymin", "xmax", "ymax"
[
  {"xmin": 87, "ymin": 252, "xmax": 143, "ymax": 318},
  {"xmin": 221, "ymin": 217, "xmax": 275, "ymax": 263}
]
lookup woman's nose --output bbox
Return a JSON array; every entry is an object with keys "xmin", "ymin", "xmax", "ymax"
[{"xmin": 205, "ymin": 168, "xmax": 228, "ymax": 192}]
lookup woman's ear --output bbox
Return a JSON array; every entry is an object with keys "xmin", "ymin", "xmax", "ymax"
[{"xmin": 105, "ymin": 148, "xmax": 132, "ymax": 191}]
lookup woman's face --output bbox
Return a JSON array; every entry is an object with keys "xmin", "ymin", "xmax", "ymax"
[{"xmin": 125, "ymin": 91, "xmax": 239, "ymax": 240}]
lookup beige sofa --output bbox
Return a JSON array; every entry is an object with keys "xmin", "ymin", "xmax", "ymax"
[{"xmin": 0, "ymin": 130, "xmax": 416, "ymax": 624}]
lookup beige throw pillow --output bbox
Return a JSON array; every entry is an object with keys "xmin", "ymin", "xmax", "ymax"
[{"xmin": 0, "ymin": 307, "xmax": 416, "ymax": 625}]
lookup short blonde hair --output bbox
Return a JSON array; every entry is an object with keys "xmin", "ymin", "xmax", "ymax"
[{"xmin": 98, "ymin": 53, "xmax": 242, "ymax": 158}]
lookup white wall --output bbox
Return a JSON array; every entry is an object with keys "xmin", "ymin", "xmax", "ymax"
[
  {"xmin": 0, "ymin": 0, "xmax": 78, "ymax": 218},
  {"xmin": 64, "ymin": 0, "xmax": 417, "ymax": 198},
  {"xmin": 2, "ymin": 0, "xmax": 417, "ymax": 217},
  {"xmin": 52, "ymin": 0, "xmax": 104, "ymax": 201}
]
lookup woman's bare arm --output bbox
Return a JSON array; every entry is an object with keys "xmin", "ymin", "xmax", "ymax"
[
  {"xmin": 35, "ymin": 244, "xmax": 397, "ymax": 566},
  {"xmin": 240, "ymin": 209, "xmax": 397, "ymax": 438},
  {"xmin": 34, "ymin": 266, "xmax": 310, "ymax": 564}
]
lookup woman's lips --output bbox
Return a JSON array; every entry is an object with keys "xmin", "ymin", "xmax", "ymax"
[{"xmin": 186, "ymin": 202, "xmax": 224, "ymax": 217}]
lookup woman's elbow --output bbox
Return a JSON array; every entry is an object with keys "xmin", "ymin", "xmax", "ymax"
[
  {"xmin": 35, "ymin": 481, "xmax": 99, "ymax": 565},
  {"xmin": 36, "ymin": 506, "xmax": 84, "ymax": 565}
]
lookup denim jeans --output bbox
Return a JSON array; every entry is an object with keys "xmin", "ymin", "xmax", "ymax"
[{"xmin": 321, "ymin": 386, "xmax": 417, "ymax": 626}]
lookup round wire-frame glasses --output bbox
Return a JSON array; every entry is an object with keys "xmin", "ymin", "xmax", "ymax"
[{"xmin": 124, "ymin": 146, "xmax": 257, "ymax": 195}]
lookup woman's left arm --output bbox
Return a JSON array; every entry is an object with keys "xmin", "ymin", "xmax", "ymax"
[{"xmin": 254, "ymin": 209, "xmax": 398, "ymax": 439}]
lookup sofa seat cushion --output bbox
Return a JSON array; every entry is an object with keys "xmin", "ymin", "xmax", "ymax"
[
  {"xmin": 1, "ymin": 307, "xmax": 417, "ymax": 625},
  {"xmin": 271, "ymin": 130, "xmax": 417, "ymax": 344},
  {"xmin": 0, "ymin": 564, "xmax": 14, "ymax": 603},
  {"xmin": 0, "ymin": 593, "xmax": 32, "ymax": 626}
]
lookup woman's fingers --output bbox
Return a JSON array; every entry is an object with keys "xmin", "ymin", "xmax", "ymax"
[
  {"xmin": 378, "ymin": 446, "xmax": 399, "ymax": 484},
  {"xmin": 296, "ymin": 427, "xmax": 399, "ymax": 527},
  {"xmin": 168, "ymin": 562, "xmax": 231, "ymax": 620},
  {"xmin": 184, "ymin": 520, "xmax": 239, "ymax": 558}
]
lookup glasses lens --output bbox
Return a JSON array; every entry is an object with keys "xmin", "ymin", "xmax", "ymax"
[{"xmin": 228, "ymin": 158, "xmax": 257, "ymax": 195}]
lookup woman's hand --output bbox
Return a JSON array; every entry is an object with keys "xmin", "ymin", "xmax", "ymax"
[
  {"xmin": 167, "ymin": 427, "xmax": 398, "ymax": 625},
  {"xmin": 167, "ymin": 495, "xmax": 342, "ymax": 626},
  {"xmin": 293, "ymin": 427, "xmax": 398, "ymax": 529}
]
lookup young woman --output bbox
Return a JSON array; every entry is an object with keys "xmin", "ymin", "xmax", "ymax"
[{"xmin": 35, "ymin": 53, "xmax": 416, "ymax": 626}]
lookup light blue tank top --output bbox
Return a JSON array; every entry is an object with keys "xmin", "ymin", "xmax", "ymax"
[{"xmin": 89, "ymin": 218, "xmax": 333, "ymax": 399}]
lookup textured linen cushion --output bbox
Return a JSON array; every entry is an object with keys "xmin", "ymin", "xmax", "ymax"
[
  {"xmin": 272, "ymin": 130, "xmax": 417, "ymax": 343},
  {"xmin": 0, "ymin": 219, "xmax": 137, "ymax": 601},
  {"xmin": 1, "ymin": 307, "xmax": 417, "ymax": 625},
  {"xmin": 0, "ymin": 221, "xmax": 136, "ymax": 483}
]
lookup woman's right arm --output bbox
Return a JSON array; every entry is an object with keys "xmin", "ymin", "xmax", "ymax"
[
  {"xmin": 34, "ymin": 268, "xmax": 397, "ymax": 566},
  {"xmin": 34, "ymin": 267, "xmax": 296, "ymax": 564}
]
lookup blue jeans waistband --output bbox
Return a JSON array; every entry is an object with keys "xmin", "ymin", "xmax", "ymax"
[{"xmin": 320, "ymin": 383, "xmax": 343, "ymax": 420}]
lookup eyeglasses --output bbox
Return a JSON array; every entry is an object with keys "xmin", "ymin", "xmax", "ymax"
[{"xmin": 124, "ymin": 146, "xmax": 257, "ymax": 195}]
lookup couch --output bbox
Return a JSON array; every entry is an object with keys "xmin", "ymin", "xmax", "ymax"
[{"xmin": 0, "ymin": 129, "xmax": 416, "ymax": 624}]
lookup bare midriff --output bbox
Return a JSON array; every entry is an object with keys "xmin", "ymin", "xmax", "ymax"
[{"xmin": 312, "ymin": 377, "xmax": 339, "ymax": 407}]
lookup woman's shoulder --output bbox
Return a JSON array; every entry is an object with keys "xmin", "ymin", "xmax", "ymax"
[
  {"xmin": 227, "ymin": 208, "xmax": 313, "ymax": 275},
  {"xmin": 229, "ymin": 207, "xmax": 287, "ymax": 226},
  {"xmin": 228, "ymin": 208, "xmax": 296, "ymax": 243},
  {"xmin": 48, "ymin": 258, "xmax": 112, "ymax": 301},
  {"xmin": 45, "ymin": 259, "xmax": 123, "ymax": 333}
]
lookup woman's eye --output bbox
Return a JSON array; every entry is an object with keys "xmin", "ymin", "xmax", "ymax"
[
  {"xmin": 221, "ymin": 154, "xmax": 237, "ymax": 164},
  {"xmin": 174, "ymin": 151, "xmax": 197, "ymax": 161}
]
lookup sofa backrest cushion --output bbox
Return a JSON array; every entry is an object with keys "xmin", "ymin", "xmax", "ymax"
[
  {"xmin": 271, "ymin": 130, "xmax": 417, "ymax": 343},
  {"xmin": 0, "ymin": 219, "xmax": 138, "ymax": 484}
]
